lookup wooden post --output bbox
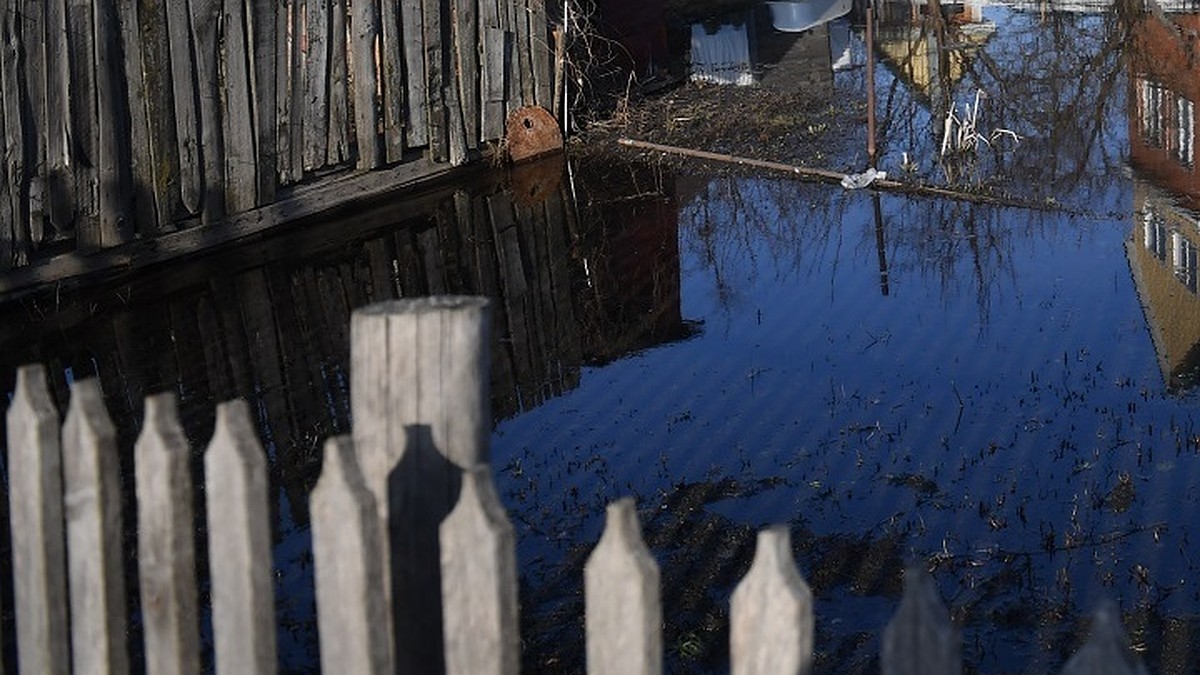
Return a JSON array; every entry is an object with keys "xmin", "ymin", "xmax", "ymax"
[
  {"xmin": 1060, "ymin": 604, "xmax": 1147, "ymax": 675},
  {"xmin": 135, "ymin": 393, "xmax": 200, "ymax": 675},
  {"xmin": 205, "ymin": 400, "xmax": 277, "ymax": 675},
  {"xmin": 730, "ymin": 526, "xmax": 813, "ymax": 675},
  {"xmin": 62, "ymin": 379, "xmax": 131, "ymax": 675},
  {"xmin": 440, "ymin": 465, "xmax": 520, "ymax": 675},
  {"xmin": 881, "ymin": 567, "xmax": 959, "ymax": 675},
  {"xmin": 350, "ymin": 296, "xmax": 492, "ymax": 675},
  {"xmin": 584, "ymin": 498, "xmax": 661, "ymax": 675},
  {"xmin": 6, "ymin": 365, "xmax": 71, "ymax": 675},
  {"xmin": 312, "ymin": 436, "xmax": 392, "ymax": 675}
]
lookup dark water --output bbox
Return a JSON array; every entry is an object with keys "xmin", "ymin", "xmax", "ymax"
[{"xmin": 5, "ymin": 0, "xmax": 1200, "ymax": 672}]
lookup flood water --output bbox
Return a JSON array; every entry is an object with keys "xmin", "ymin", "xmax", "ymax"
[{"xmin": 4, "ymin": 0, "xmax": 1200, "ymax": 672}]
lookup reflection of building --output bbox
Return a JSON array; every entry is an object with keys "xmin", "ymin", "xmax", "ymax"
[
  {"xmin": 1127, "ymin": 9, "xmax": 1200, "ymax": 390},
  {"xmin": 873, "ymin": 0, "xmax": 995, "ymax": 106},
  {"xmin": 1127, "ymin": 181, "xmax": 1200, "ymax": 390},
  {"xmin": 1128, "ymin": 10, "xmax": 1200, "ymax": 209}
]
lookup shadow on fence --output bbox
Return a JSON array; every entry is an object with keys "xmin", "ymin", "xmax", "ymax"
[{"xmin": 4, "ymin": 297, "xmax": 1152, "ymax": 673}]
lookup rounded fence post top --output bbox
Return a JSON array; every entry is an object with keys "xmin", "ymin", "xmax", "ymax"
[{"xmin": 353, "ymin": 296, "xmax": 491, "ymax": 317}]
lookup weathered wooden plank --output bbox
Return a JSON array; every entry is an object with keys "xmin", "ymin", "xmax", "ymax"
[
  {"xmin": 165, "ymin": 0, "xmax": 201, "ymax": 215},
  {"xmin": 287, "ymin": 0, "xmax": 305, "ymax": 180},
  {"xmin": 400, "ymin": 0, "xmax": 428, "ymax": 147},
  {"xmin": 0, "ymin": 3, "xmax": 23, "ymax": 269},
  {"xmin": 529, "ymin": 0, "xmax": 552, "ymax": 108},
  {"xmin": 730, "ymin": 526, "xmax": 813, "ymax": 675},
  {"xmin": 137, "ymin": 0, "xmax": 183, "ymax": 229},
  {"xmin": 45, "ymin": 0, "xmax": 75, "ymax": 232},
  {"xmin": 62, "ymin": 378, "xmax": 131, "ymax": 675},
  {"xmin": 351, "ymin": 0, "xmax": 382, "ymax": 169},
  {"xmin": 311, "ymin": 436, "xmax": 392, "ymax": 675},
  {"xmin": 115, "ymin": 0, "xmax": 158, "ymax": 235},
  {"xmin": 222, "ymin": 0, "xmax": 259, "ymax": 213},
  {"xmin": 379, "ymin": 0, "xmax": 406, "ymax": 161},
  {"xmin": 480, "ymin": 26, "xmax": 508, "ymax": 141},
  {"xmin": 251, "ymin": 0, "xmax": 279, "ymax": 201},
  {"xmin": 441, "ymin": 464, "xmax": 520, "ymax": 675},
  {"xmin": 445, "ymin": 2, "xmax": 469, "ymax": 166},
  {"xmin": 205, "ymin": 400, "xmax": 277, "ymax": 675},
  {"xmin": 304, "ymin": 0, "xmax": 331, "ymax": 170},
  {"xmin": 135, "ymin": 393, "xmax": 200, "ymax": 675},
  {"xmin": 275, "ymin": 0, "xmax": 294, "ymax": 184},
  {"xmin": 190, "ymin": 0, "xmax": 227, "ymax": 222},
  {"xmin": 327, "ymin": 0, "xmax": 351, "ymax": 165},
  {"xmin": 585, "ymin": 498, "xmax": 661, "ymax": 675},
  {"xmin": 501, "ymin": 0, "xmax": 520, "ymax": 114},
  {"xmin": 513, "ymin": 0, "xmax": 534, "ymax": 106},
  {"xmin": 19, "ymin": 0, "xmax": 46, "ymax": 245},
  {"xmin": 350, "ymin": 296, "xmax": 493, "ymax": 675},
  {"xmin": 95, "ymin": 0, "xmax": 134, "ymax": 247},
  {"xmin": 6, "ymin": 365, "xmax": 71, "ymax": 675},
  {"xmin": 67, "ymin": 0, "xmax": 100, "ymax": 246},
  {"xmin": 452, "ymin": 0, "xmax": 479, "ymax": 149},
  {"xmin": 1059, "ymin": 604, "xmax": 1147, "ymax": 675},
  {"xmin": 422, "ymin": 0, "xmax": 446, "ymax": 161},
  {"xmin": 881, "ymin": 567, "xmax": 959, "ymax": 675}
]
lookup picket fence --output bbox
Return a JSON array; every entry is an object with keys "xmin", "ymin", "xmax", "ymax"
[
  {"xmin": 0, "ymin": 0, "xmax": 554, "ymax": 271},
  {"xmin": 4, "ymin": 297, "xmax": 1150, "ymax": 674}
]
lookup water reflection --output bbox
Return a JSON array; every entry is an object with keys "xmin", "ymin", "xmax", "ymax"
[{"xmin": 0, "ymin": 155, "xmax": 689, "ymax": 670}]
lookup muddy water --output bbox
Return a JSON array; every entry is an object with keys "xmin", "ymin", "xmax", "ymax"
[{"xmin": 3, "ymin": 0, "xmax": 1200, "ymax": 672}]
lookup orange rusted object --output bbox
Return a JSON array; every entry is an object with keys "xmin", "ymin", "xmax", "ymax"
[{"xmin": 505, "ymin": 106, "xmax": 563, "ymax": 163}]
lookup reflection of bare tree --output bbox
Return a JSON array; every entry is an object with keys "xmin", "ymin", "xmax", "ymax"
[{"xmin": 871, "ymin": 0, "xmax": 1139, "ymax": 203}]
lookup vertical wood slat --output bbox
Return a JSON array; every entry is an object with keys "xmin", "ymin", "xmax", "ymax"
[
  {"xmin": 312, "ymin": 436, "xmax": 392, "ymax": 675},
  {"xmin": 380, "ymin": 0, "xmax": 406, "ymax": 161},
  {"xmin": 423, "ymin": 0, "xmax": 446, "ymax": 162},
  {"xmin": 95, "ymin": 0, "xmax": 133, "ymax": 247},
  {"xmin": 1059, "ymin": 604, "xmax": 1147, "ymax": 675},
  {"xmin": 45, "ymin": 0, "xmax": 74, "ymax": 231},
  {"xmin": 730, "ymin": 526, "xmax": 813, "ymax": 675},
  {"xmin": 6, "ymin": 365, "xmax": 71, "ymax": 675},
  {"xmin": 287, "ymin": 0, "xmax": 305, "ymax": 181},
  {"xmin": 350, "ymin": 296, "xmax": 492, "ymax": 675},
  {"xmin": 350, "ymin": 0, "xmax": 383, "ymax": 169},
  {"xmin": 327, "ymin": 0, "xmax": 351, "ymax": 165},
  {"xmin": 882, "ymin": 567, "xmax": 959, "ymax": 675},
  {"xmin": 452, "ymin": 0, "xmax": 480, "ymax": 149},
  {"xmin": 62, "ymin": 379, "xmax": 131, "ymax": 675},
  {"xmin": 137, "ymin": 0, "xmax": 184, "ymax": 230},
  {"xmin": 513, "ymin": 0, "xmax": 534, "ymax": 106},
  {"xmin": 166, "ymin": 0, "xmax": 201, "ymax": 215},
  {"xmin": 205, "ymin": 400, "xmax": 277, "ymax": 675},
  {"xmin": 480, "ymin": 21, "xmax": 508, "ymax": 142},
  {"xmin": 585, "ymin": 498, "xmax": 662, "ymax": 675},
  {"xmin": 251, "ymin": 0, "xmax": 279, "ymax": 202},
  {"xmin": 66, "ymin": 0, "xmax": 100, "ymax": 245},
  {"xmin": 529, "ymin": 0, "xmax": 552, "ymax": 109},
  {"xmin": 19, "ymin": 0, "xmax": 46, "ymax": 245},
  {"xmin": 190, "ymin": 0, "xmax": 226, "ymax": 223},
  {"xmin": 440, "ymin": 465, "xmax": 520, "ymax": 675},
  {"xmin": 401, "ymin": 0, "xmax": 428, "ymax": 147},
  {"xmin": 0, "ymin": 2, "xmax": 23, "ymax": 269},
  {"xmin": 115, "ymin": 0, "xmax": 156, "ymax": 235},
  {"xmin": 304, "ymin": 0, "xmax": 331, "ymax": 171},
  {"xmin": 222, "ymin": 0, "xmax": 258, "ymax": 213},
  {"xmin": 274, "ymin": 0, "xmax": 293, "ymax": 184},
  {"xmin": 135, "ymin": 393, "xmax": 201, "ymax": 675}
]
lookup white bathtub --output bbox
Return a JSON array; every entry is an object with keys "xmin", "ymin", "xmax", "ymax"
[{"xmin": 766, "ymin": 0, "xmax": 853, "ymax": 32}]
